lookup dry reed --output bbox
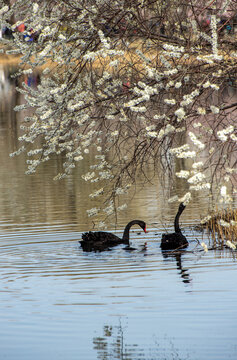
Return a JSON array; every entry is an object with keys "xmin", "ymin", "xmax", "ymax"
[{"xmin": 201, "ymin": 208, "xmax": 237, "ymax": 248}]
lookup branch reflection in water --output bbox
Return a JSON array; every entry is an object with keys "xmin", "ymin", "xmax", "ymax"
[{"xmin": 93, "ymin": 321, "xmax": 191, "ymax": 360}]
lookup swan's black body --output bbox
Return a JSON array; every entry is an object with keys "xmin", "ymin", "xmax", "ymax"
[
  {"xmin": 80, "ymin": 220, "xmax": 147, "ymax": 252},
  {"xmin": 160, "ymin": 203, "xmax": 188, "ymax": 250}
]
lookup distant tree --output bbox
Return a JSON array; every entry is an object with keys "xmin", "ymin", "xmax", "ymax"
[{"xmin": 0, "ymin": 0, "xmax": 236, "ymax": 224}]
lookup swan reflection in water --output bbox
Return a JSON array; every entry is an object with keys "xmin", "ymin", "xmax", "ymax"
[{"xmin": 162, "ymin": 251, "xmax": 192, "ymax": 284}]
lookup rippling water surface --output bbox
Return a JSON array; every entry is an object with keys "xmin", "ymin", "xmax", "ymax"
[{"xmin": 0, "ymin": 66, "xmax": 237, "ymax": 360}]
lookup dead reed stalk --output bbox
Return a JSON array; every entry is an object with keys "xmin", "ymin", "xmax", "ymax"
[{"xmin": 201, "ymin": 208, "xmax": 237, "ymax": 248}]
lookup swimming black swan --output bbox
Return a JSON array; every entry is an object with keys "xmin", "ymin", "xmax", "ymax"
[
  {"xmin": 80, "ymin": 220, "xmax": 147, "ymax": 252},
  {"xmin": 160, "ymin": 203, "xmax": 188, "ymax": 250}
]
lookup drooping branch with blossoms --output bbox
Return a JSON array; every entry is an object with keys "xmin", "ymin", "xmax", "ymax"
[{"xmin": 0, "ymin": 0, "xmax": 236, "ymax": 225}]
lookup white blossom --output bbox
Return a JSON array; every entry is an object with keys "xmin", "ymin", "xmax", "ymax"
[
  {"xmin": 220, "ymin": 185, "xmax": 227, "ymax": 196},
  {"xmin": 117, "ymin": 203, "xmax": 127, "ymax": 211},
  {"xmin": 210, "ymin": 105, "xmax": 219, "ymax": 114},
  {"xmin": 181, "ymin": 90, "xmax": 200, "ymax": 107},
  {"xmin": 164, "ymin": 98, "xmax": 176, "ymax": 105},
  {"xmin": 22, "ymin": 69, "xmax": 33, "ymax": 75},
  {"xmin": 115, "ymin": 186, "xmax": 130, "ymax": 195},
  {"xmin": 147, "ymin": 130, "xmax": 157, "ymax": 138},
  {"xmin": 87, "ymin": 207, "xmax": 100, "ymax": 217},
  {"xmin": 230, "ymin": 133, "xmax": 237, "ymax": 141},
  {"xmin": 98, "ymin": 29, "xmax": 110, "ymax": 49},
  {"xmin": 74, "ymin": 155, "xmax": 83, "ymax": 161},
  {"xmin": 163, "ymin": 44, "xmax": 184, "ymax": 53},
  {"xmin": 39, "ymin": 44, "xmax": 53, "ymax": 58},
  {"xmin": 175, "ymin": 107, "xmax": 186, "ymax": 120},
  {"xmin": 99, "ymin": 170, "xmax": 113, "ymax": 179},
  {"xmin": 89, "ymin": 188, "xmax": 104, "ymax": 198},
  {"xmin": 210, "ymin": 84, "xmax": 219, "ymax": 90},
  {"xmin": 226, "ymin": 240, "xmax": 236, "ymax": 250},
  {"xmin": 217, "ymin": 126, "xmax": 234, "ymax": 142},
  {"xmin": 164, "ymin": 69, "xmax": 178, "ymax": 76},
  {"xmin": 197, "ymin": 107, "xmax": 206, "ymax": 115},
  {"xmin": 189, "ymin": 132, "xmax": 205, "ymax": 150},
  {"xmin": 179, "ymin": 192, "xmax": 192, "ymax": 205},
  {"xmin": 130, "ymin": 106, "xmax": 147, "ymax": 113},
  {"xmin": 193, "ymin": 162, "xmax": 203, "ymax": 169},
  {"xmin": 201, "ymin": 242, "xmax": 208, "ymax": 252},
  {"xmin": 184, "ymin": 75, "xmax": 190, "ymax": 82},
  {"xmin": 33, "ymin": 3, "xmax": 39, "ymax": 13},
  {"xmin": 206, "ymin": 82, "xmax": 220, "ymax": 90},
  {"xmin": 146, "ymin": 125, "xmax": 156, "ymax": 131},
  {"xmin": 164, "ymin": 124, "xmax": 175, "ymax": 135},
  {"xmin": 203, "ymin": 81, "xmax": 211, "ymax": 88},
  {"xmin": 193, "ymin": 122, "xmax": 202, "ymax": 128},
  {"xmin": 189, "ymin": 183, "xmax": 211, "ymax": 191},
  {"xmin": 0, "ymin": 5, "xmax": 9, "ymax": 15},
  {"xmin": 210, "ymin": 15, "xmax": 218, "ymax": 56},
  {"xmin": 170, "ymin": 144, "xmax": 190, "ymax": 155},
  {"xmin": 157, "ymin": 129, "xmax": 165, "ymax": 139},
  {"xmin": 58, "ymin": 34, "xmax": 67, "ymax": 41},
  {"xmin": 82, "ymin": 171, "xmax": 95, "ymax": 181},
  {"xmin": 176, "ymin": 170, "xmax": 190, "ymax": 178},
  {"xmin": 166, "ymin": 80, "xmax": 174, "ymax": 88},
  {"xmin": 175, "ymin": 82, "xmax": 182, "ymax": 89},
  {"xmin": 176, "ymin": 151, "xmax": 196, "ymax": 159},
  {"xmin": 188, "ymin": 172, "xmax": 206, "ymax": 185},
  {"xmin": 176, "ymin": 127, "xmax": 185, "ymax": 133},
  {"xmin": 41, "ymin": 109, "xmax": 53, "ymax": 120},
  {"xmin": 220, "ymin": 219, "xmax": 230, "ymax": 228},
  {"xmin": 200, "ymin": 215, "xmax": 212, "ymax": 224}
]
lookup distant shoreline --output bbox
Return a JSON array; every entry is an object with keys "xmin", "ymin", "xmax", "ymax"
[
  {"xmin": 0, "ymin": 42, "xmax": 21, "ymax": 65},
  {"xmin": 0, "ymin": 53, "xmax": 21, "ymax": 65}
]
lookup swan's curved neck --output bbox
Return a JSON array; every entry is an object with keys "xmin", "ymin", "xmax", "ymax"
[
  {"xmin": 174, "ymin": 208, "xmax": 183, "ymax": 233},
  {"xmin": 122, "ymin": 220, "xmax": 137, "ymax": 242}
]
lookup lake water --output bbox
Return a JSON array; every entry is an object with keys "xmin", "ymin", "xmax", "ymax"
[{"xmin": 0, "ymin": 65, "xmax": 237, "ymax": 360}]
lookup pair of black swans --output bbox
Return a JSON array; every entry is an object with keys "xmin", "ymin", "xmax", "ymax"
[{"xmin": 79, "ymin": 202, "xmax": 188, "ymax": 252}]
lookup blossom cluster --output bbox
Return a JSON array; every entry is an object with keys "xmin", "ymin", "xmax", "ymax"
[
  {"xmin": 189, "ymin": 132, "xmax": 205, "ymax": 150},
  {"xmin": 170, "ymin": 144, "xmax": 196, "ymax": 159},
  {"xmin": 217, "ymin": 126, "xmax": 235, "ymax": 142}
]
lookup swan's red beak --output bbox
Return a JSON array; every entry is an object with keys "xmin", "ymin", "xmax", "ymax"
[{"xmin": 144, "ymin": 226, "xmax": 147, "ymax": 233}]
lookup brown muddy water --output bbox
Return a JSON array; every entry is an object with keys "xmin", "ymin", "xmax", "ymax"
[{"xmin": 0, "ymin": 65, "xmax": 237, "ymax": 360}]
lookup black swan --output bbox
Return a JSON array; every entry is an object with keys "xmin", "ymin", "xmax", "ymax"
[
  {"xmin": 160, "ymin": 203, "xmax": 188, "ymax": 250},
  {"xmin": 80, "ymin": 220, "xmax": 147, "ymax": 252}
]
